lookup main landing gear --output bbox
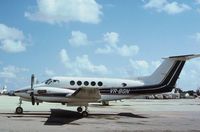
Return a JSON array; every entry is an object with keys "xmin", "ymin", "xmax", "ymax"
[
  {"xmin": 15, "ymin": 98, "xmax": 23, "ymax": 114},
  {"xmin": 77, "ymin": 106, "xmax": 88, "ymax": 117}
]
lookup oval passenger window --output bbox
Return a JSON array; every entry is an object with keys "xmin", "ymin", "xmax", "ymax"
[
  {"xmin": 91, "ymin": 81, "xmax": 96, "ymax": 86},
  {"xmin": 77, "ymin": 81, "xmax": 82, "ymax": 86}
]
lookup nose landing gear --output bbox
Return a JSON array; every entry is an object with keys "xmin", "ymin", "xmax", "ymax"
[{"xmin": 15, "ymin": 98, "xmax": 23, "ymax": 114}]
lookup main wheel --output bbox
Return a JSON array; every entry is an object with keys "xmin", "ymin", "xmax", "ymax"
[
  {"xmin": 15, "ymin": 107, "xmax": 23, "ymax": 114},
  {"xmin": 82, "ymin": 111, "xmax": 88, "ymax": 117},
  {"xmin": 77, "ymin": 107, "xmax": 83, "ymax": 113},
  {"xmin": 102, "ymin": 101, "xmax": 109, "ymax": 106}
]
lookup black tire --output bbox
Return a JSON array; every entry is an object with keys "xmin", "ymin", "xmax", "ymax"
[
  {"xmin": 82, "ymin": 111, "xmax": 88, "ymax": 117},
  {"xmin": 77, "ymin": 107, "xmax": 83, "ymax": 113},
  {"xmin": 15, "ymin": 107, "xmax": 23, "ymax": 114}
]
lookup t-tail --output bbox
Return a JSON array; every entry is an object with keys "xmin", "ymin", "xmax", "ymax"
[{"xmin": 137, "ymin": 54, "xmax": 200, "ymax": 94}]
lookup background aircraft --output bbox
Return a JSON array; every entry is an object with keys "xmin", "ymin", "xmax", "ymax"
[{"xmin": 0, "ymin": 85, "xmax": 7, "ymax": 95}]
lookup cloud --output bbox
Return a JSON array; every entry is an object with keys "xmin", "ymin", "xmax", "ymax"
[
  {"xmin": 1, "ymin": 40, "xmax": 26, "ymax": 53},
  {"xmin": 0, "ymin": 65, "xmax": 29, "ymax": 78},
  {"xmin": 59, "ymin": 49, "xmax": 71, "ymax": 68},
  {"xmin": 103, "ymin": 32, "xmax": 119, "ymax": 47},
  {"xmin": 191, "ymin": 32, "xmax": 200, "ymax": 42},
  {"xmin": 59, "ymin": 49, "xmax": 108, "ymax": 76},
  {"xmin": 178, "ymin": 59, "xmax": 200, "ymax": 90},
  {"xmin": 130, "ymin": 60, "xmax": 149, "ymax": 70},
  {"xmin": 0, "ymin": 24, "xmax": 24, "ymax": 40},
  {"xmin": 68, "ymin": 31, "xmax": 139, "ymax": 57},
  {"xmin": 144, "ymin": 0, "xmax": 191, "ymax": 14},
  {"xmin": 45, "ymin": 68, "xmax": 55, "ymax": 76},
  {"xmin": 129, "ymin": 59, "xmax": 150, "ymax": 76},
  {"xmin": 95, "ymin": 45, "xmax": 112, "ymax": 54},
  {"xmin": 0, "ymin": 24, "xmax": 27, "ymax": 53},
  {"xmin": 144, "ymin": 0, "xmax": 167, "ymax": 10},
  {"xmin": 117, "ymin": 45, "xmax": 139, "ymax": 57},
  {"xmin": 95, "ymin": 32, "xmax": 139, "ymax": 57},
  {"xmin": 75, "ymin": 55, "xmax": 108, "ymax": 74},
  {"xmin": 69, "ymin": 31, "xmax": 90, "ymax": 46},
  {"xmin": 25, "ymin": 0, "xmax": 102, "ymax": 24},
  {"xmin": 0, "ymin": 71, "xmax": 16, "ymax": 78},
  {"xmin": 196, "ymin": 0, "xmax": 200, "ymax": 5},
  {"xmin": 163, "ymin": 2, "xmax": 191, "ymax": 14},
  {"xmin": 118, "ymin": 59, "xmax": 161, "ymax": 78}
]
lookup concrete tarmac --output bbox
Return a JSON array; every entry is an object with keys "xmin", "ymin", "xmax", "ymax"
[{"xmin": 0, "ymin": 96, "xmax": 200, "ymax": 132}]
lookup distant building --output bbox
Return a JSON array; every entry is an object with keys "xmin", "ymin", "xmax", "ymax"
[{"xmin": 146, "ymin": 88, "xmax": 181, "ymax": 99}]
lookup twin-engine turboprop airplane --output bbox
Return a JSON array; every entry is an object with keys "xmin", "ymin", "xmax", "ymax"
[{"xmin": 9, "ymin": 54, "xmax": 200, "ymax": 117}]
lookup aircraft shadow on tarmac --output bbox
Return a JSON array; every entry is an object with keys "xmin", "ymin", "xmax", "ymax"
[{"xmin": 0, "ymin": 109, "xmax": 148, "ymax": 126}]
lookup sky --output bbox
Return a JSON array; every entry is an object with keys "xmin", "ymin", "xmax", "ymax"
[{"xmin": 0, "ymin": 0, "xmax": 200, "ymax": 91}]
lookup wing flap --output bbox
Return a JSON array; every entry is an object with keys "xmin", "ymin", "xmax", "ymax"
[{"xmin": 71, "ymin": 87, "xmax": 101, "ymax": 101}]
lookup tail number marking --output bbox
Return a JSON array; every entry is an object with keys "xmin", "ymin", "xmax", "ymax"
[{"xmin": 110, "ymin": 89, "xmax": 130, "ymax": 94}]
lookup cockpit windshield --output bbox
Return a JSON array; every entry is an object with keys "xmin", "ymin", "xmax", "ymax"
[
  {"xmin": 45, "ymin": 79, "xmax": 59, "ymax": 85},
  {"xmin": 45, "ymin": 79, "xmax": 52, "ymax": 85}
]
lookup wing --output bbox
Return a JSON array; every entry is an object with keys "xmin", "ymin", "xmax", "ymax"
[{"xmin": 71, "ymin": 87, "xmax": 101, "ymax": 101}]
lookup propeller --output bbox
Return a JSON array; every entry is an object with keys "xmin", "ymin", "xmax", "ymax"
[{"xmin": 30, "ymin": 74, "xmax": 35, "ymax": 105}]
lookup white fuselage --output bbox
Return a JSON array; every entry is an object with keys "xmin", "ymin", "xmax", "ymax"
[{"xmin": 15, "ymin": 76, "xmax": 145, "ymax": 104}]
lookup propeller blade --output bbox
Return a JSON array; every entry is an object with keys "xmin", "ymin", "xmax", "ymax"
[
  {"xmin": 30, "ymin": 74, "xmax": 35, "ymax": 105},
  {"xmin": 31, "ymin": 94, "xmax": 35, "ymax": 105},
  {"xmin": 31, "ymin": 74, "xmax": 34, "ymax": 89}
]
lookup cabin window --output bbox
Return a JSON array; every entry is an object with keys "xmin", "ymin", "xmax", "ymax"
[
  {"xmin": 98, "ymin": 81, "xmax": 103, "ymax": 86},
  {"xmin": 77, "ymin": 81, "xmax": 82, "ymax": 86},
  {"xmin": 122, "ymin": 83, "xmax": 127, "ymax": 87},
  {"xmin": 70, "ymin": 80, "xmax": 75, "ymax": 86},
  {"xmin": 84, "ymin": 81, "xmax": 89, "ymax": 86},
  {"xmin": 91, "ymin": 81, "xmax": 96, "ymax": 86}
]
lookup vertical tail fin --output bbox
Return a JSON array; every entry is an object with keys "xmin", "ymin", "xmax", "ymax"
[{"xmin": 143, "ymin": 54, "xmax": 200, "ymax": 87}]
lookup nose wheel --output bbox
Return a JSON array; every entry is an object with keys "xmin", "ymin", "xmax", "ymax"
[
  {"xmin": 15, "ymin": 107, "xmax": 23, "ymax": 114},
  {"xmin": 15, "ymin": 98, "xmax": 23, "ymax": 114}
]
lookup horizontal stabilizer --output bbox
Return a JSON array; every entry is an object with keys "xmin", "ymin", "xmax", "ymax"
[{"xmin": 163, "ymin": 54, "xmax": 200, "ymax": 60}]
